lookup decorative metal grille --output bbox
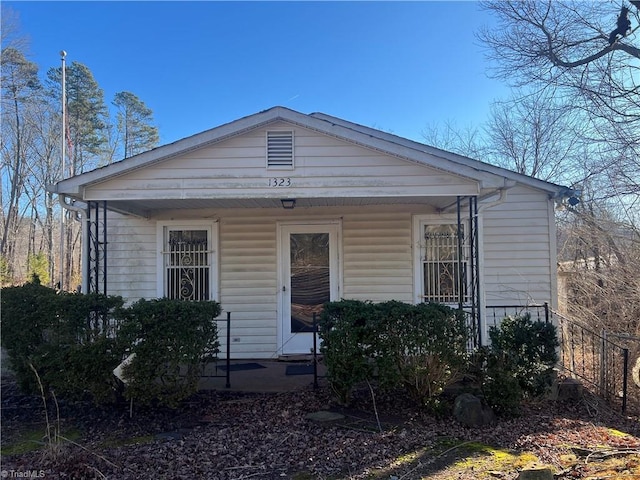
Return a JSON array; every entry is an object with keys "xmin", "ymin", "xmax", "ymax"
[
  {"xmin": 466, "ymin": 196, "xmax": 481, "ymax": 344},
  {"xmin": 422, "ymin": 224, "xmax": 469, "ymax": 304},
  {"xmin": 163, "ymin": 229, "xmax": 211, "ymax": 301},
  {"xmin": 86, "ymin": 201, "xmax": 107, "ymax": 295}
]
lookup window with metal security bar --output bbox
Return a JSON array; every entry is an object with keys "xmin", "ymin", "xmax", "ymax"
[
  {"xmin": 162, "ymin": 228, "xmax": 213, "ymax": 301},
  {"xmin": 421, "ymin": 223, "xmax": 469, "ymax": 304},
  {"xmin": 266, "ymin": 130, "xmax": 294, "ymax": 168}
]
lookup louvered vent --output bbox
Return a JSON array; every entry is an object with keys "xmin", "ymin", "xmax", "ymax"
[{"xmin": 267, "ymin": 131, "xmax": 294, "ymax": 168}]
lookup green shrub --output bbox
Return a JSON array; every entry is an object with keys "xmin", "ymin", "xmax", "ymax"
[
  {"xmin": 318, "ymin": 300, "xmax": 378, "ymax": 404},
  {"xmin": 1, "ymin": 278, "xmax": 61, "ymax": 393},
  {"xmin": 377, "ymin": 301, "xmax": 469, "ymax": 407},
  {"xmin": 0, "ymin": 254, "xmax": 12, "ymax": 286},
  {"xmin": 0, "ymin": 280, "xmax": 126, "ymax": 402},
  {"xmin": 118, "ymin": 298, "xmax": 221, "ymax": 407},
  {"xmin": 2, "ymin": 284, "xmax": 222, "ymax": 408},
  {"xmin": 481, "ymin": 314, "xmax": 559, "ymax": 416},
  {"xmin": 319, "ymin": 299, "xmax": 470, "ymax": 407}
]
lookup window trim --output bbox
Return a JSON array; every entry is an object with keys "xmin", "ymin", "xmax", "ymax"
[
  {"xmin": 156, "ymin": 220, "xmax": 219, "ymax": 300},
  {"xmin": 412, "ymin": 214, "xmax": 470, "ymax": 305}
]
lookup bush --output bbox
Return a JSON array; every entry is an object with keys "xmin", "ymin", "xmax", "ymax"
[
  {"xmin": 118, "ymin": 298, "xmax": 221, "ymax": 407},
  {"xmin": 481, "ymin": 314, "xmax": 559, "ymax": 416},
  {"xmin": 1, "ymin": 278, "xmax": 61, "ymax": 393},
  {"xmin": 0, "ymin": 279, "xmax": 126, "ymax": 402},
  {"xmin": 1, "ymin": 282, "xmax": 221, "ymax": 408},
  {"xmin": 318, "ymin": 300, "xmax": 378, "ymax": 404},
  {"xmin": 319, "ymin": 299, "xmax": 470, "ymax": 407},
  {"xmin": 377, "ymin": 301, "xmax": 469, "ymax": 407}
]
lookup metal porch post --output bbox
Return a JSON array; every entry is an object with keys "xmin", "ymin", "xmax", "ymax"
[
  {"xmin": 86, "ymin": 200, "xmax": 108, "ymax": 295},
  {"xmin": 470, "ymin": 196, "xmax": 480, "ymax": 347},
  {"xmin": 457, "ymin": 196, "xmax": 464, "ymax": 312}
]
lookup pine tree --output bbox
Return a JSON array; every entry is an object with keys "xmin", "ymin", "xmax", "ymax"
[{"xmin": 113, "ymin": 91, "xmax": 159, "ymax": 160}]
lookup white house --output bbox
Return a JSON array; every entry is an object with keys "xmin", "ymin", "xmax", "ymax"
[{"xmin": 52, "ymin": 107, "xmax": 574, "ymax": 358}]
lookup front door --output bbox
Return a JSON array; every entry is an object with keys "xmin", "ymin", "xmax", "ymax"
[{"xmin": 279, "ymin": 222, "xmax": 340, "ymax": 355}]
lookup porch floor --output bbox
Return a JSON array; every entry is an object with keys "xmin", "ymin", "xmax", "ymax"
[{"xmin": 198, "ymin": 359, "xmax": 328, "ymax": 393}]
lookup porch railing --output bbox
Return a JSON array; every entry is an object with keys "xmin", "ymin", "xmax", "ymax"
[
  {"xmin": 462, "ymin": 303, "xmax": 551, "ymax": 350},
  {"xmin": 200, "ymin": 311, "xmax": 232, "ymax": 388}
]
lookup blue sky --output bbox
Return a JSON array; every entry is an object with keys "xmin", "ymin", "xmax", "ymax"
[{"xmin": 4, "ymin": 1, "xmax": 507, "ymax": 146}]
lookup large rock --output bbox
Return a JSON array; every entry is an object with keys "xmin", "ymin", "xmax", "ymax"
[
  {"xmin": 453, "ymin": 393, "xmax": 495, "ymax": 427},
  {"xmin": 517, "ymin": 466, "xmax": 554, "ymax": 480},
  {"xmin": 556, "ymin": 377, "xmax": 583, "ymax": 402}
]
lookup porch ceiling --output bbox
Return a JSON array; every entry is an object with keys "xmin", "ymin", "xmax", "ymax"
[{"xmin": 103, "ymin": 196, "xmax": 467, "ymax": 218}]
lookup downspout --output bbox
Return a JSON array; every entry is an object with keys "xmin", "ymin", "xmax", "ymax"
[
  {"xmin": 58, "ymin": 195, "xmax": 89, "ymax": 293},
  {"xmin": 475, "ymin": 184, "xmax": 511, "ymax": 347},
  {"xmin": 478, "ymin": 186, "xmax": 509, "ymax": 213}
]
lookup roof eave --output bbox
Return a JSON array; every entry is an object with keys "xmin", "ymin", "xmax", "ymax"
[{"xmin": 53, "ymin": 106, "xmax": 571, "ymax": 197}]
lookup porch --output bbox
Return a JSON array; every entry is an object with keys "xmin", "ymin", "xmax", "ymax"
[{"xmin": 205, "ymin": 304, "xmax": 637, "ymax": 415}]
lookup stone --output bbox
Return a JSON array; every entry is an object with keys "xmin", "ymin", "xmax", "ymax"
[
  {"xmin": 556, "ymin": 377, "xmax": 583, "ymax": 402},
  {"xmin": 453, "ymin": 393, "xmax": 496, "ymax": 427},
  {"xmin": 517, "ymin": 466, "xmax": 554, "ymax": 480},
  {"xmin": 305, "ymin": 410, "xmax": 345, "ymax": 423}
]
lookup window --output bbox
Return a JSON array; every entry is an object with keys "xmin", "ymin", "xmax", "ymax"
[
  {"xmin": 157, "ymin": 223, "xmax": 218, "ymax": 301},
  {"xmin": 266, "ymin": 130, "xmax": 294, "ymax": 168},
  {"xmin": 414, "ymin": 218, "xmax": 469, "ymax": 304}
]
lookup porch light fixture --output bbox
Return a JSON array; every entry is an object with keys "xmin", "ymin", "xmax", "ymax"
[{"xmin": 281, "ymin": 198, "xmax": 296, "ymax": 209}]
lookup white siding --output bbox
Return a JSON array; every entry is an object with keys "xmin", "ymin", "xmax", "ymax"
[
  {"xmin": 105, "ymin": 206, "xmax": 423, "ymax": 358},
  {"xmin": 77, "ymin": 110, "xmax": 563, "ymax": 358},
  {"xmin": 102, "ymin": 188, "xmax": 558, "ymax": 358},
  {"xmin": 219, "ymin": 215, "xmax": 278, "ymax": 358},
  {"xmin": 106, "ymin": 213, "xmax": 157, "ymax": 302},
  {"xmin": 482, "ymin": 186, "xmax": 554, "ymax": 307},
  {"xmin": 342, "ymin": 212, "xmax": 413, "ymax": 302},
  {"xmin": 84, "ymin": 122, "xmax": 478, "ymax": 201}
]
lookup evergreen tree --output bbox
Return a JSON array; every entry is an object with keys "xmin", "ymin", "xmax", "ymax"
[
  {"xmin": 46, "ymin": 61, "xmax": 109, "ymax": 175},
  {"xmin": 113, "ymin": 91, "xmax": 159, "ymax": 160}
]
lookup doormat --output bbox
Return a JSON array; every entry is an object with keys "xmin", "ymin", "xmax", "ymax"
[
  {"xmin": 286, "ymin": 364, "xmax": 315, "ymax": 376},
  {"xmin": 219, "ymin": 362, "xmax": 266, "ymax": 372}
]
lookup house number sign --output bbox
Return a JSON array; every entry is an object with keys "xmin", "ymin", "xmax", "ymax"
[{"xmin": 269, "ymin": 177, "xmax": 292, "ymax": 187}]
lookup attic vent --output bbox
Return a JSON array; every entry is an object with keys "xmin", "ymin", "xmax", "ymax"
[{"xmin": 266, "ymin": 131, "xmax": 294, "ymax": 168}]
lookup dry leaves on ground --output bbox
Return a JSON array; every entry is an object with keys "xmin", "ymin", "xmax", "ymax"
[{"xmin": 1, "ymin": 379, "xmax": 638, "ymax": 480}]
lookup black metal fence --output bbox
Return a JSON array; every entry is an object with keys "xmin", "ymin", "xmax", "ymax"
[
  {"xmin": 484, "ymin": 304, "xmax": 636, "ymax": 414},
  {"xmin": 200, "ymin": 311, "xmax": 231, "ymax": 388},
  {"xmin": 555, "ymin": 312, "xmax": 636, "ymax": 415}
]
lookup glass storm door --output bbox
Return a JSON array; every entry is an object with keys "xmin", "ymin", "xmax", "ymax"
[{"xmin": 279, "ymin": 223, "xmax": 339, "ymax": 355}]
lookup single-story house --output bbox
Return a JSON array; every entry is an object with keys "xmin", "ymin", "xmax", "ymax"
[{"xmin": 52, "ymin": 106, "xmax": 574, "ymax": 358}]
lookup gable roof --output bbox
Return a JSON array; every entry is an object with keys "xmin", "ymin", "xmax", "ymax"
[{"xmin": 52, "ymin": 106, "xmax": 572, "ymax": 198}]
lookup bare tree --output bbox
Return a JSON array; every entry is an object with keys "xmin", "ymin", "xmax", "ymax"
[
  {"xmin": 479, "ymin": 0, "xmax": 639, "ymax": 189},
  {"xmin": 422, "ymin": 119, "xmax": 486, "ymax": 160},
  {"xmin": 423, "ymin": 89, "xmax": 580, "ymax": 185},
  {"xmin": 477, "ymin": 1, "xmax": 640, "ymax": 336},
  {"xmin": 485, "ymin": 90, "xmax": 580, "ymax": 182},
  {"xmin": 1, "ymin": 47, "xmax": 42, "ymax": 281}
]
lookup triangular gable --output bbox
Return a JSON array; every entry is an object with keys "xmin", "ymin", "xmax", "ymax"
[
  {"xmin": 81, "ymin": 120, "xmax": 481, "ymax": 207},
  {"xmin": 52, "ymin": 106, "xmax": 570, "ymax": 198}
]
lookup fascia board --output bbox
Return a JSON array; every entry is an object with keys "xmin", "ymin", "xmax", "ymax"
[
  {"xmin": 310, "ymin": 112, "xmax": 569, "ymax": 195},
  {"xmin": 296, "ymin": 112, "xmax": 503, "ymax": 189}
]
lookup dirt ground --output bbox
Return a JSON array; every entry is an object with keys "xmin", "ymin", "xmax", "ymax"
[{"xmin": 1, "ymin": 377, "xmax": 639, "ymax": 480}]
